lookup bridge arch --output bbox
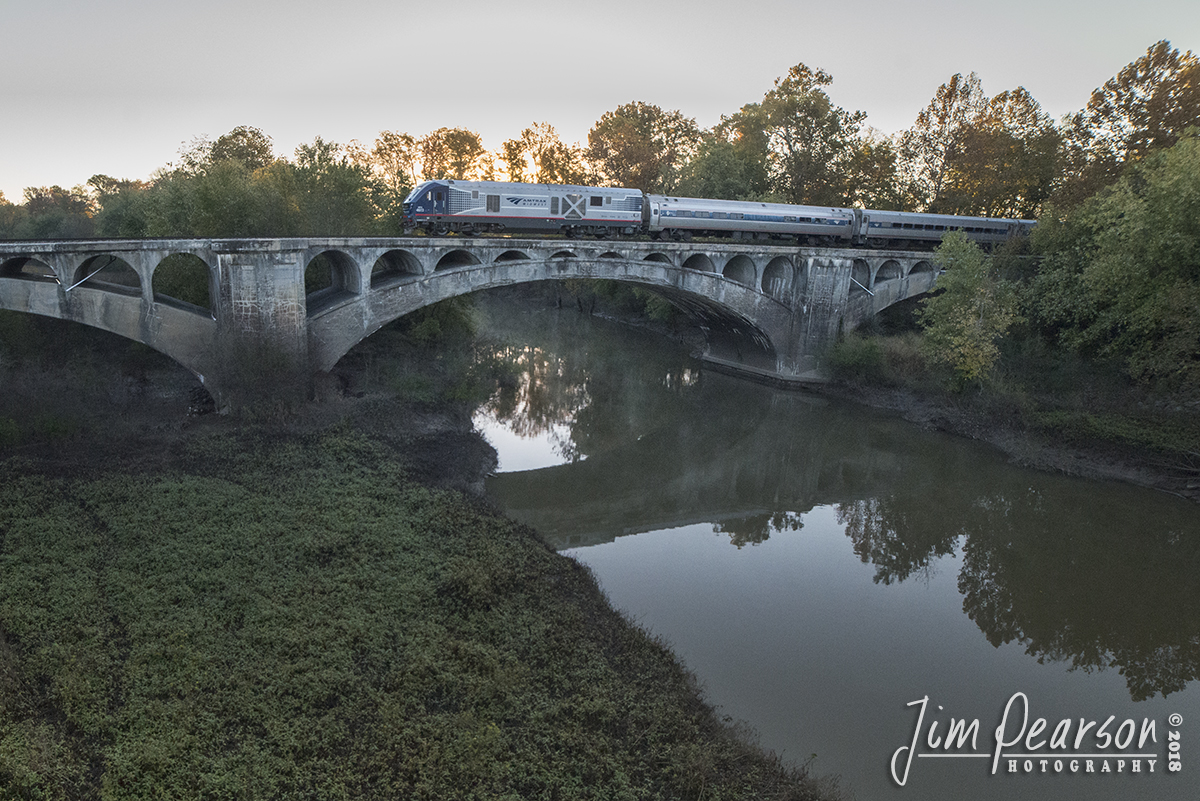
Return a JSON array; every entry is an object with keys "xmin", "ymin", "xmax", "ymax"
[
  {"xmin": 722, "ymin": 255, "xmax": 756, "ymax": 287},
  {"xmin": 370, "ymin": 249, "xmax": 422, "ymax": 288},
  {"xmin": 435, "ymin": 249, "xmax": 481, "ymax": 271},
  {"xmin": 152, "ymin": 253, "xmax": 214, "ymax": 315},
  {"xmin": 494, "ymin": 250, "xmax": 530, "ymax": 264},
  {"xmin": 644, "ymin": 252, "xmax": 673, "ymax": 265},
  {"xmin": 305, "ymin": 250, "xmax": 361, "ymax": 315},
  {"xmin": 910, "ymin": 260, "xmax": 935, "ymax": 277},
  {"xmin": 874, "ymin": 260, "xmax": 902, "ymax": 287},
  {"xmin": 850, "ymin": 259, "xmax": 870, "ymax": 296},
  {"xmin": 1, "ymin": 256, "xmax": 56, "ymax": 283},
  {"xmin": 683, "ymin": 253, "xmax": 715, "ymax": 272},
  {"xmin": 306, "ymin": 255, "xmax": 792, "ymax": 376},
  {"xmin": 762, "ymin": 256, "xmax": 793, "ymax": 301},
  {"xmin": 73, "ymin": 255, "xmax": 141, "ymax": 296}
]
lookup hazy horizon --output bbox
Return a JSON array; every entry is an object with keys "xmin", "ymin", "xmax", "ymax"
[{"xmin": 3, "ymin": 0, "xmax": 1196, "ymax": 200}]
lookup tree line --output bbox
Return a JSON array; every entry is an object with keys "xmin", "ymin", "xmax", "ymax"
[
  {"xmin": 2, "ymin": 40, "xmax": 1194, "ymax": 240},
  {"xmin": 905, "ymin": 40, "xmax": 1200, "ymax": 395},
  {"xmin": 1, "ymin": 40, "xmax": 1198, "ymax": 394}
]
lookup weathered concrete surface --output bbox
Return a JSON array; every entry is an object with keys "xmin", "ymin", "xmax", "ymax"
[{"xmin": 0, "ymin": 238, "xmax": 938, "ymax": 407}]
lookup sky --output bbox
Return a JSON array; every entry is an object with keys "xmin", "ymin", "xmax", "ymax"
[{"xmin": 2, "ymin": 0, "xmax": 1197, "ymax": 202}]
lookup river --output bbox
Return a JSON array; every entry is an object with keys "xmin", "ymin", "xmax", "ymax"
[{"xmin": 472, "ymin": 297, "xmax": 1200, "ymax": 801}]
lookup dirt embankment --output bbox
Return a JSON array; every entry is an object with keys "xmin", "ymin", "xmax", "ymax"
[{"xmin": 816, "ymin": 380, "xmax": 1200, "ymax": 504}]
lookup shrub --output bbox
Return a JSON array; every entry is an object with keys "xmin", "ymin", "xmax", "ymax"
[{"xmin": 827, "ymin": 333, "xmax": 884, "ymax": 383}]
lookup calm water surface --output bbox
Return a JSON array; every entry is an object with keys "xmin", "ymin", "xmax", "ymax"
[{"xmin": 473, "ymin": 300, "xmax": 1200, "ymax": 801}]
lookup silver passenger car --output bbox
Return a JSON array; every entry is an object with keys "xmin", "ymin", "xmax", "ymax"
[
  {"xmin": 646, "ymin": 195, "xmax": 855, "ymax": 243},
  {"xmin": 860, "ymin": 209, "xmax": 1036, "ymax": 248}
]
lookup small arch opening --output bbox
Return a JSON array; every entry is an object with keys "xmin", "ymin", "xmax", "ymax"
[
  {"xmin": 550, "ymin": 250, "xmax": 577, "ymax": 260},
  {"xmin": 305, "ymin": 250, "xmax": 360, "ymax": 315},
  {"xmin": 910, "ymin": 260, "xmax": 935, "ymax": 275},
  {"xmin": 876, "ymin": 260, "xmax": 902, "ymax": 284},
  {"xmin": 72, "ymin": 255, "xmax": 140, "ymax": 296},
  {"xmin": 682, "ymin": 253, "xmax": 715, "ymax": 272},
  {"xmin": 153, "ymin": 253, "xmax": 212, "ymax": 314},
  {"xmin": 643, "ymin": 253, "xmax": 672, "ymax": 264},
  {"xmin": 722, "ymin": 254, "xmax": 755, "ymax": 287},
  {"xmin": 599, "ymin": 251, "xmax": 623, "ymax": 260},
  {"xmin": 370, "ymin": 250, "xmax": 422, "ymax": 287},
  {"xmin": 851, "ymin": 259, "xmax": 870, "ymax": 294},
  {"xmin": 435, "ymin": 250, "xmax": 481, "ymax": 271},
  {"xmin": 761, "ymin": 256, "xmax": 793, "ymax": 301},
  {"xmin": 0, "ymin": 257, "xmax": 56, "ymax": 283},
  {"xmin": 494, "ymin": 250, "xmax": 530, "ymax": 263}
]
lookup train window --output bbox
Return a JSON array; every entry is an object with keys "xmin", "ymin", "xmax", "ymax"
[
  {"xmin": 590, "ymin": 196, "xmax": 603, "ymax": 206},
  {"xmin": 732, "ymin": 213, "xmax": 743, "ymax": 220},
  {"xmin": 903, "ymin": 223, "xmax": 913, "ymax": 229},
  {"xmin": 714, "ymin": 212, "xmax": 727, "ymax": 219},
  {"xmin": 935, "ymin": 225, "xmax": 945, "ymax": 231},
  {"xmin": 436, "ymin": 192, "xmax": 444, "ymax": 202},
  {"xmin": 426, "ymin": 191, "xmax": 432, "ymax": 201},
  {"xmin": 472, "ymin": 190, "xmax": 479, "ymax": 200},
  {"xmin": 487, "ymin": 195, "xmax": 500, "ymax": 213},
  {"xmin": 606, "ymin": 197, "xmax": 612, "ymax": 204},
  {"xmin": 892, "ymin": 222, "xmax": 902, "ymax": 228},
  {"xmin": 551, "ymin": 197, "xmax": 559, "ymax": 214},
  {"xmin": 697, "ymin": 211, "xmax": 710, "ymax": 218},
  {"xmin": 784, "ymin": 216, "xmax": 796, "ymax": 222}
]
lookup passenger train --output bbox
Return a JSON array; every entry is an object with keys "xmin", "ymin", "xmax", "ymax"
[{"xmin": 402, "ymin": 179, "xmax": 1035, "ymax": 249}]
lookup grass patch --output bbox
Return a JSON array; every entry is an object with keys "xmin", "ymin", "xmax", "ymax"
[
  {"xmin": 0, "ymin": 426, "xmax": 836, "ymax": 800},
  {"xmin": 827, "ymin": 332, "xmax": 937, "ymax": 390},
  {"xmin": 1030, "ymin": 408, "xmax": 1200, "ymax": 458}
]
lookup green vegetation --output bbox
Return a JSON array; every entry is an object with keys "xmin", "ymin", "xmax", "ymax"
[
  {"xmin": 1028, "ymin": 133, "xmax": 1200, "ymax": 392},
  {"xmin": 917, "ymin": 232, "xmax": 1018, "ymax": 386},
  {"xmin": 0, "ymin": 424, "xmax": 833, "ymax": 800},
  {"xmin": 821, "ymin": 43, "xmax": 1198, "ymax": 468}
]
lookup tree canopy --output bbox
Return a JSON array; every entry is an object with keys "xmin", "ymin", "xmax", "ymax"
[
  {"xmin": 918, "ymin": 232, "xmax": 1019, "ymax": 385},
  {"xmin": 1028, "ymin": 132, "xmax": 1200, "ymax": 391},
  {"xmin": 503, "ymin": 123, "xmax": 591, "ymax": 185},
  {"xmin": 587, "ymin": 102, "xmax": 701, "ymax": 192},
  {"xmin": 759, "ymin": 64, "xmax": 868, "ymax": 206}
]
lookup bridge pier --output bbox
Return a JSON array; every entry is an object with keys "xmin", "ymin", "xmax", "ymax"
[
  {"xmin": 797, "ymin": 256, "xmax": 857, "ymax": 365},
  {"xmin": 209, "ymin": 243, "xmax": 311, "ymax": 411}
]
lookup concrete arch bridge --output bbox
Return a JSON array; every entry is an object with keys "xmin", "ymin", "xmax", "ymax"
[{"xmin": 0, "ymin": 237, "xmax": 937, "ymax": 409}]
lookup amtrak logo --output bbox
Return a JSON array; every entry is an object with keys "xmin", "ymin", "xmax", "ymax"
[{"xmin": 506, "ymin": 197, "xmax": 547, "ymax": 206}]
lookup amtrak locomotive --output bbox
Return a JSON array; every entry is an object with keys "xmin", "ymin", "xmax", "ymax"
[{"xmin": 402, "ymin": 179, "xmax": 1034, "ymax": 249}]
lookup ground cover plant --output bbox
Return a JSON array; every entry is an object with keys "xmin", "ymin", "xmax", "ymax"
[{"xmin": 0, "ymin": 425, "xmax": 836, "ymax": 800}]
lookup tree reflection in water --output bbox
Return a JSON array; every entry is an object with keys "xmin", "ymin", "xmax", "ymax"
[
  {"xmin": 716, "ymin": 512, "xmax": 803, "ymax": 549},
  {"xmin": 478, "ymin": 296, "xmax": 1200, "ymax": 703},
  {"xmin": 835, "ymin": 485, "xmax": 1200, "ymax": 701},
  {"xmin": 482, "ymin": 344, "xmax": 591, "ymax": 462}
]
